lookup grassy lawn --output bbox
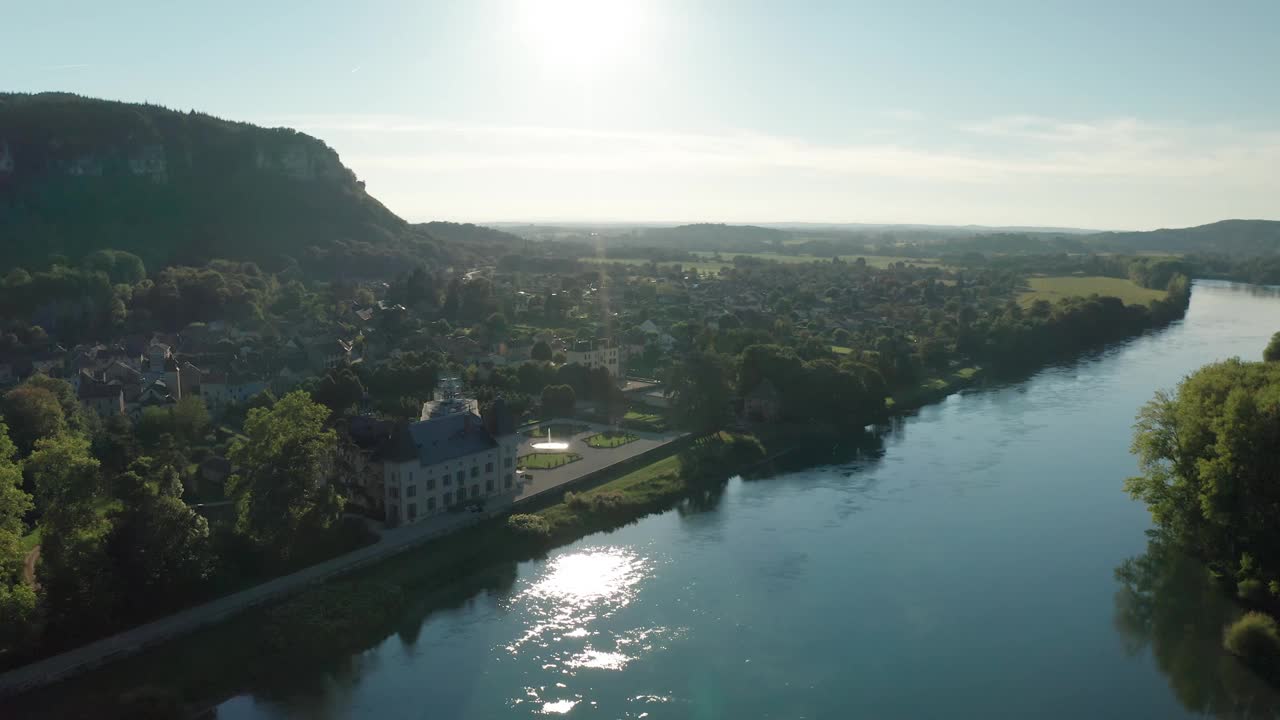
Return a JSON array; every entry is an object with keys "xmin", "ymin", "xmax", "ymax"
[
  {"xmin": 622, "ymin": 409, "xmax": 667, "ymax": 431},
  {"xmin": 1018, "ymin": 276, "xmax": 1167, "ymax": 307},
  {"xmin": 585, "ymin": 431, "xmax": 639, "ymax": 449},
  {"xmin": 539, "ymin": 455, "xmax": 684, "ymax": 530},
  {"xmin": 830, "ymin": 345, "xmax": 853, "ymax": 355},
  {"xmin": 522, "ymin": 423, "xmax": 589, "ymax": 439},
  {"xmin": 518, "ymin": 452, "xmax": 582, "ymax": 470}
]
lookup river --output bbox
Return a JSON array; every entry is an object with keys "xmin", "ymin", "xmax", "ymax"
[{"xmin": 31, "ymin": 281, "xmax": 1280, "ymax": 719}]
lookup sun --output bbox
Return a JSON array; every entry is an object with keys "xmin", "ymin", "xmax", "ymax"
[{"xmin": 512, "ymin": 0, "xmax": 648, "ymax": 72}]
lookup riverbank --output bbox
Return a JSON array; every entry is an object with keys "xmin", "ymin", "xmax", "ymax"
[{"xmin": 6, "ymin": 432, "xmax": 769, "ymax": 718}]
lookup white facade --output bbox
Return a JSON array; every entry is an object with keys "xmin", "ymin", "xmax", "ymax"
[
  {"xmin": 566, "ymin": 344, "xmax": 622, "ymax": 378},
  {"xmin": 383, "ymin": 433, "xmax": 520, "ymax": 526}
]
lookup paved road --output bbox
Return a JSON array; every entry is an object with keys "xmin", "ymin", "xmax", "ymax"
[
  {"xmin": 0, "ymin": 420, "xmax": 685, "ymax": 697},
  {"xmin": 514, "ymin": 420, "xmax": 683, "ymax": 502}
]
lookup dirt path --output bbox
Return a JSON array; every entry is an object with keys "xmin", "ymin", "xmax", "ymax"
[{"xmin": 22, "ymin": 546, "xmax": 39, "ymax": 587}]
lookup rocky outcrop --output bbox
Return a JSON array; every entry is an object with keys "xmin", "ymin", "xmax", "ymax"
[{"xmin": 0, "ymin": 92, "xmax": 408, "ymax": 269}]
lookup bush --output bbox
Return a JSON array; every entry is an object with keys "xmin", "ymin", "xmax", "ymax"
[
  {"xmin": 263, "ymin": 580, "xmax": 404, "ymax": 657},
  {"xmin": 1238, "ymin": 578, "xmax": 1268, "ymax": 604},
  {"xmin": 1224, "ymin": 612, "xmax": 1280, "ymax": 662},
  {"xmin": 565, "ymin": 489, "xmax": 627, "ymax": 514},
  {"xmin": 507, "ymin": 513, "xmax": 550, "ymax": 539}
]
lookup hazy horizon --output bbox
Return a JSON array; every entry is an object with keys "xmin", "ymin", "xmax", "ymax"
[{"xmin": 6, "ymin": 0, "xmax": 1279, "ymax": 231}]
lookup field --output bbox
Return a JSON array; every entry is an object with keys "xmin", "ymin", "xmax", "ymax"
[
  {"xmin": 585, "ymin": 431, "xmax": 639, "ymax": 449},
  {"xmin": 1017, "ymin": 276, "xmax": 1167, "ymax": 307},
  {"xmin": 582, "ymin": 253, "xmax": 946, "ymax": 274},
  {"xmin": 518, "ymin": 452, "xmax": 582, "ymax": 470}
]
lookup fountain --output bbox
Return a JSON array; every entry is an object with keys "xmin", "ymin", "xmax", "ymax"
[{"xmin": 531, "ymin": 427, "xmax": 569, "ymax": 451}]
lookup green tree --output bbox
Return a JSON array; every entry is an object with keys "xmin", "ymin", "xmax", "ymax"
[
  {"xmin": 1128, "ymin": 358, "xmax": 1280, "ymax": 591},
  {"xmin": 81, "ymin": 249, "xmax": 146, "ymax": 285},
  {"xmin": 1, "ymin": 386, "xmax": 66, "ymax": 455},
  {"xmin": 1265, "ymin": 332, "xmax": 1280, "ymax": 362},
  {"xmin": 665, "ymin": 352, "xmax": 733, "ymax": 434},
  {"xmin": 170, "ymin": 396, "xmax": 211, "ymax": 445},
  {"xmin": 312, "ymin": 367, "xmax": 364, "ymax": 415},
  {"xmin": 0, "ymin": 422, "xmax": 37, "ymax": 649},
  {"xmin": 541, "ymin": 384, "xmax": 576, "ymax": 418},
  {"xmin": 227, "ymin": 391, "xmax": 342, "ymax": 559},
  {"xmin": 105, "ymin": 458, "xmax": 212, "ymax": 620},
  {"xmin": 531, "ymin": 340, "xmax": 553, "ymax": 363},
  {"xmin": 29, "ymin": 434, "xmax": 114, "ymax": 643}
]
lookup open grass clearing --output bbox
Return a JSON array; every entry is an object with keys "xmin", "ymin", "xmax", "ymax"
[{"xmin": 1017, "ymin": 276, "xmax": 1167, "ymax": 307}]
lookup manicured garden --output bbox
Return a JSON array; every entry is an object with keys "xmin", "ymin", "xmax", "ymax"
[
  {"xmin": 585, "ymin": 431, "xmax": 639, "ymax": 449},
  {"xmin": 518, "ymin": 452, "xmax": 582, "ymax": 470}
]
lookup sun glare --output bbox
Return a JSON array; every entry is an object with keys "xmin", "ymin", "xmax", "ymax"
[{"xmin": 513, "ymin": 0, "xmax": 648, "ymax": 72}]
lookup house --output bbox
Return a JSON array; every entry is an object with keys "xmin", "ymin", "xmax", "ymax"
[
  {"xmin": 566, "ymin": 339, "xmax": 623, "ymax": 379},
  {"xmin": 744, "ymin": 379, "xmax": 781, "ymax": 421},
  {"xmin": 381, "ymin": 397, "xmax": 518, "ymax": 528},
  {"xmin": 78, "ymin": 372, "xmax": 125, "ymax": 416},
  {"xmin": 335, "ymin": 415, "xmax": 395, "ymax": 516},
  {"xmin": 200, "ymin": 373, "xmax": 269, "ymax": 411}
]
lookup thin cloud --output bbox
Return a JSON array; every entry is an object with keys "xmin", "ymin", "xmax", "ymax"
[{"xmin": 280, "ymin": 114, "xmax": 1280, "ymax": 186}]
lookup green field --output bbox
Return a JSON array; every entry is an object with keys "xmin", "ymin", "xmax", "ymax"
[
  {"xmin": 585, "ymin": 431, "xmax": 639, "ymax": 449},
  {"xmin": 518, "ymin": 452, "xmax": 582, "ymax": 470},
  {"xmin": 830, "ymin": 345, "xmax": 853, "ymax": 355},
  {"xmin": 583, "ymin": 253, "xmax": 945, "ymax": 274},
  {"xmin": 1017, "ymin": 276, "xmax": 1167, "ymax": 307}
]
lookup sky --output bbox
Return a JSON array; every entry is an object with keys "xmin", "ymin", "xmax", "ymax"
[{"xmin": 4, "ymin": 0, "xmax": 1279, "ymax": 230}]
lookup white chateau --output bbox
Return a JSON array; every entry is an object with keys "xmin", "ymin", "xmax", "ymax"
[{"xmin": 381, "ymin": 378, "xmax": 518, "ymax": 527}]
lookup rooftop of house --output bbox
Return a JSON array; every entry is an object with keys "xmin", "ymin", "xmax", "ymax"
[{"xmin": 388, "ymin": 412, "xmax": 498, "ymax": 467}]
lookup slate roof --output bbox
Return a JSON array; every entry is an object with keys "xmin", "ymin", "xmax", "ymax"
[{"xmin": 388, "ymin": 412, "xmax": 498, "ymax": 466}]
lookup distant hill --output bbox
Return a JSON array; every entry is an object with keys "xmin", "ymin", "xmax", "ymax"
[
  {"xmin": 1086, "ymin": 220, "xmax": 1280, "ymax": 257},
  {"xmin": 0, "ymin": 92, "xmax": 418, "ymax": 271}
]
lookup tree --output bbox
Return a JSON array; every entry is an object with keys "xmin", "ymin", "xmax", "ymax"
[
  {"xmin": 531, "ymin": 340, "xmax": 552, "ymax": 363},
  {"xmin": 1, "ymin": 386, "xmax": 66, "ymax": 454},
  {"xmin": 227, "ymin": 391, "xmax": 342, "ymax": 560},
  {"xmin": 0, "ymin": 422, "xmax": 36, "ymax": 649},
  {"xmin": 106, "ymin": 458, "xmax": 211, "ymax": 620},
  {"xmin": 665, "ymin": 352, "xmax": 733, "ymax": 434},
  {"xmin": 1265, "ymin": 332, "xmax": 1280, "ymax": 362},
  {"xmin": 1127, "ymin": 358, "xmax": 1280, "ymax": 593},
  {"xmin": 541, "ymin": 384, "xmax": 576, "ymax": 418},
  {"xmin": 170, "ymin": 396, "xmax": 211, "ymax": 444},
  {"xmin": 29, "ymin": 435, "xmax": 114, "ymax": 643},
  {"xmin": 312, "ymin": 367, "xmax": 364, "ymax": 415},
  {"xmin": 81, "ymin": 249, "xmax": 146, "ymax": 285}
]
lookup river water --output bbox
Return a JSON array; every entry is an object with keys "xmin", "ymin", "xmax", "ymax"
[{"xmin": 202, "ymin": 281, "xmax": 1280, "ymax": 718}]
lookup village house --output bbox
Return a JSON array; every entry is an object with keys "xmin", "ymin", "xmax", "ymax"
[
  {"xmin": 77, "ymin": 372, "xmax": 126, "ymax": 416},
  {"xmin": 381, "ymin": 391, "xmax": 518, "ymax": 528},
  {"xmin": 566, "ymin": 339, "xmax": 623, "ymax": 379}
]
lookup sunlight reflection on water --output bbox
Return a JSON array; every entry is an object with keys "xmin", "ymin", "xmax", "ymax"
[{"xmin": 507, "ymin": 547, "xmax": 670, "ymax": 713}]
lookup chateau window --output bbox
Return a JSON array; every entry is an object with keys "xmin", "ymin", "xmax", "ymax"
[
  {"xmin": 407, "ymin": 485, "xmax": 416, "ymax": 498},
  {"xmin": 485, "ymin": 462, "xmax": 493, "ymax": 473}
]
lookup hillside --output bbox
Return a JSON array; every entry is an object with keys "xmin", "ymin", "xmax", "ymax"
[
  {"xmin": 0, "ymin": 93, "xmax": 422, "ymax": 272},
  {"xmin": 1086, "ymin": 220, "xmax": 1280, "ymax": 257}
]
